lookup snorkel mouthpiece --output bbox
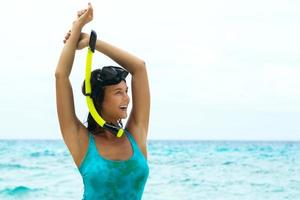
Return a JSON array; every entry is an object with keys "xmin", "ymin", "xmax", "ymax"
[{"xmin": 85, "ymin": 30, "xmax": 124, "ymax": 137}]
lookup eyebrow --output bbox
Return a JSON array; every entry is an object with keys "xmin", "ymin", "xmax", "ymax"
[{"xmin": 114, "ymin": 87, "xmax": 128, "ymax": 91}]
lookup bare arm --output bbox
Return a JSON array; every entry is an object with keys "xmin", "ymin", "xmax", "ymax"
[
  {"xmin": 95, "ymin": 40, "xmax": 151, "ymax": 140},
  {"xmin": 55, "ymin": 25, "xmax": 81, "ymax": 77},
  {"xmin": 54, "ymin": 4, "xmax": 93, "ymax": 160}
]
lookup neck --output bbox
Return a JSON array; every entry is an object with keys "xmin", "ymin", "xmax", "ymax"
[{"xmin": 96, "ymin": 128, "xmax": 125, "ymax": 141}]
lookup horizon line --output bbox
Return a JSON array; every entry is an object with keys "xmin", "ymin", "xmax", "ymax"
[{"xmin": 0, "ymin": 138, "xmax": 299, "ymax": 142}]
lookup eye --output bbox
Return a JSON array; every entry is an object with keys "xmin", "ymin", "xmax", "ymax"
[{"xmin": 115, "ymin": 89, "xmax": 128, "ymax": 95}]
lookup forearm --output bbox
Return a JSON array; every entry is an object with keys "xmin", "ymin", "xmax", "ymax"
[
  {"xmin": 55, "ymin": 24, "xmax": 83, "ymax": 78},
  {"xmin": 95, "ymin": 39, "xmax": 145, "ymax": 75}
]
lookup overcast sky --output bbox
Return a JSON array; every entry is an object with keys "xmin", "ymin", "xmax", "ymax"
[{"xmin": 0, "ymin": 0, "xmax": 299, "ymax": 140}]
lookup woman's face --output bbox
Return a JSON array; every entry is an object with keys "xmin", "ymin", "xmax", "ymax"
[{"xmin": 101, "ymin": 80, "xmax": 130, "ymax": 122}]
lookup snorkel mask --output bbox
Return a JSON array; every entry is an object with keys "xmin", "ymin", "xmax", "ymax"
[{"xmin": 84, "ymin": 30, "xmax": 128, "ymax": 137}]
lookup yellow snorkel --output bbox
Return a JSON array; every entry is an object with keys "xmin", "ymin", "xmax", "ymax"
[{"xmin": 85, "ymin": 30, "xmax": 124, "ymax": 137}]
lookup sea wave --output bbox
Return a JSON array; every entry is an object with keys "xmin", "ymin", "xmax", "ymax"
[
  {"xmin": 0, "ymin": 185, "xmax": 42, "ymax": 196},
  {"xmin": 0, "ymin": 163, "xmax": 44, "ymax": 170}
]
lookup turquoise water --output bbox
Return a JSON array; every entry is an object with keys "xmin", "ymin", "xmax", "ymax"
[{"xmin": 0, "ymin": 140, "xmax": 300, "ymax": 200}]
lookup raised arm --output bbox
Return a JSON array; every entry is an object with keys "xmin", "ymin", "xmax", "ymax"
[
  {"xmin": 95, "ymin": 40, "xmax": 150, "ymax": 141},
  {"xmin": 54, "ymin": 3, "xmax": 93, "ymax": 158}
]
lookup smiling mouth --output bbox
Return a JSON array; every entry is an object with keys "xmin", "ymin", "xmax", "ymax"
[{"xmin": 120, "ymin": 106, "xmax": 127, "ymax": 111}]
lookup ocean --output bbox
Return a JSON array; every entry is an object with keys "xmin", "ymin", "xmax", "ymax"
[{"xmin": 0, "ymin": 139, "xmax": 299, "ymax": 200}]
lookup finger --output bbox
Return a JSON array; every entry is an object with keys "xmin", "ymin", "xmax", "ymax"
[
  {"xmin": 77, "ymin": 10, "xmax": 83, "ymax": 16},
  {"xmin": 87, "ymin": 4, "xmax": 93, "ymax": 15},
  {"xmin": 87, "ymin": 4, "xmax": 93, "ymax": 13},
  {"xmin": 82, "ymin": 3, "xmax": 92, "ymax": 15},
  {"xmin": 78, "ymin": 9, "xmax": 87, "ymax": 16},
  {"xmin": 80, "ymin": 11, "xmax": 86, "ymax": 16},
  {"xmin": 83, "ymin": 7, "xmax": 92, "ymax": 18}
]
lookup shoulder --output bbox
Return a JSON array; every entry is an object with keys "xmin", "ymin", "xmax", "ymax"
[
  {"xmin": 125, "ymin": 124, "xmax": 148, "ymax": 159},
  {"xmin": 64, "ymin": 124, "xmax": 89, "ymax": 168},
  {"xmin": 125, "ymin": 124, "xmax": 147, "ymax": 145}
]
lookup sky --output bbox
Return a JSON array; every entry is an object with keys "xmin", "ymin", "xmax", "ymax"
[{"xmin": 0, "ymin": 0, "xmax": 300, "ymax": 140}]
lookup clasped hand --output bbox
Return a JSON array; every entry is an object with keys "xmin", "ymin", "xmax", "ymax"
[{"xmin": 63, "ymin": 2, "xmax": 93, "ymax": 50}]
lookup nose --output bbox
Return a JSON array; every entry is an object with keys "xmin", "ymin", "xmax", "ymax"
[{"xmin": 124, "ymin": 93, "xmax": 130, "ymax": 105}]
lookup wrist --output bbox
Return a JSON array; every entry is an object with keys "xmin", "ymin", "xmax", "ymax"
[{"xmin": 72, "ymin": 21, "xmax": 84, "ymax": 31}]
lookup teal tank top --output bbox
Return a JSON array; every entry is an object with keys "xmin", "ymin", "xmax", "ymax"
[{"xmin": 78, "ymin": 129, "xmax": 149, "ymax": 200}]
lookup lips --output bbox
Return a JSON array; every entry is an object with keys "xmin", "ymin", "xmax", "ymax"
[{"xmin": 120, "ymin": 105, "xmax": 127, "ymax": 111}]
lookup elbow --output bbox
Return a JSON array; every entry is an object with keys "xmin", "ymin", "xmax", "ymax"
[
  {"xmin": 55, "ymin": 68, "xmax": 61, "ymax": 77},
  {"xmin": 137, "ymin": 61, "xmax": 147, "ymax": 74},
  {"xmin": 55, "ymin": 70, "xmax": 59, "ymax": 77},
  {"xmin": 135, "ymin": 58, "xmax": 145, "ymax": 68},
  {"xmin": 55, "ymin": 70, "xmax": 68, "ymax": 79},
  {"xmin": 141, "ymin": 60, "xmax": 146, "ymax": 68},
  {"xmin": 138, "ymin": 60, "xmax": 146, "ymax": 71},
  {"xmin": 55, "ymin": 71, "xmax": 62, "ymax": 78},
  {"xmin": 131, "ymin": 60, "xmax": 146, "ymax": 75}
]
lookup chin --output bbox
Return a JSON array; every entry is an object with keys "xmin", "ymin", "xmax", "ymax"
[
  {"xmin": 117, "ymin": 113, "xmax": 127, "ymax": 119},
  {"xmin": 121, "ymin": 114, "xmax": 127, "ymax": 119}
]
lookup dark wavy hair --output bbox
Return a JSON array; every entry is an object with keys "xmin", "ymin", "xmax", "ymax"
[{"xmin": 81, "ymin": 68, "xmax": 125, "ymax": 136}]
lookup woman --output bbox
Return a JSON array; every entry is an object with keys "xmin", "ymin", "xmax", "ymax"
[{"xmin": 55, "ymin": 3, "xmax": 150, "ymax": 199}]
